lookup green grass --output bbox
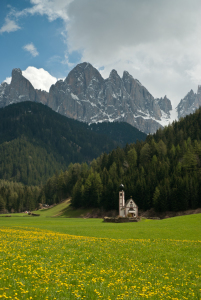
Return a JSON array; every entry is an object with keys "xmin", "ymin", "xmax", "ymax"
[
  {"xmin": 0, "ymin": 212, "xmax": 201, "ymax": 299},
  {"xmin": 0, "ymin": 213, "xmax": 201, "ymax": 241},
  {"xmin": 0, "ymin": 200, "xmax": 92, "ymax": 219},
  {"xmin": 30, "ymin": 199, "xmax": 93, "ymax": 218},
  {"xmin": 32, "ymin": 200, "xmax": 72, "ymax": 217},
  {"xmin": 0, "ymin": 226, "xmax": 200, "ymax": 299}
]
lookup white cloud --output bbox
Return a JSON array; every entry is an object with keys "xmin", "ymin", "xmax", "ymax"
[
  {"xmin": 23, "ymin": 43, "xmax": 39, "ymax": 57},
  {"xmin": 3, "ymin": 0, "xmax": 201, "ymax": 105},
  {"xmin": 3, "ymin": 66, "xmax": 61, "ymax": 91},
  {"xmin": 4, "ymin": 77, "xmax": 11, "ymax": 84},
  {"xmin": 63, "ymin": 0, "xmax": 201, "ymax": 105},
  {"xmin": 22, "ymin": 66, "xmax": 57, "ymax": 91},
  {"xmin": 0, "ymin": 17, "xmax": 21, "ymax": 33},
  {"xmin": 16, "ymin": 0, "xmax": 72, "ymax": 21}
]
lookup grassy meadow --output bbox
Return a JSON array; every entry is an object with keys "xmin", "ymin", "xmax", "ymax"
[{"xmin": 0, "ymin": 208, "xmax": 200, "ymax": 299}]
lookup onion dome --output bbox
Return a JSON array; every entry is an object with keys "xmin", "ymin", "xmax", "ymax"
[{"xmin": 119, "ymin": 183, "xmax": 124, "ymax": 190}]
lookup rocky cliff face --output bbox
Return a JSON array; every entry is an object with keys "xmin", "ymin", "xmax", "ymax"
[
  {"xmin": 177, "ymin": 87, "xmax": 201, "ymax": 119},
  {"xmin": 0, "ymin": 68, "xmax": 49, "ymax": 108},
  {"xmin": 0, "ymin": 82, "xmax": 9, "ymax": 108},
  {"xmin": 1, "ymin": 69, "xmax": 38, "ymax": 106},
  {"xmin": 0, "ymin": 63, "xmax": 174, "ymax": 134},
  {"xmin": 47, "ymin": 63, "xmax": 171, "ymax": 133},
  {"xmin": 156, "ymin": 96, "xmax": 172, "ymax": 118}
]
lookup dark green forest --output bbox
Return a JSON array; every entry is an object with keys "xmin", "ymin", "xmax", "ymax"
[
  {"xmin": 0, "ymin": 102, "xmax": 146, "ymax": 185},
  {"xmin": 1, "ymin": 104, "xmax": 201, "ymax": 213},
  {"xmin": 89, "ymin": 122, "xmax": 147, "ymax": 146},
  {"xmin": 0, "ymin": 180, "xmax": 40, "ymax": 213},
  {"xmin": 41, "ymin": 108, "xmax": 201, "ymax": 213}
]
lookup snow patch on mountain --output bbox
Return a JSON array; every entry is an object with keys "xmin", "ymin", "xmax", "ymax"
[{"xmin": 71, "ymin": 93, "xmax": 79, "ymax": 100}]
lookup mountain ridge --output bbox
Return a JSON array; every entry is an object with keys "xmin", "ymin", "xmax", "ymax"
[
  {"xmin": 1, "ymin": 62, "xmax": 201, "ymax": 133},
  {"xmin": 0, "ymin": 63, "xmax": 171, "ymax": 134}
]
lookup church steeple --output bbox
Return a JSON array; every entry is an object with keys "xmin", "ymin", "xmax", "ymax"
[{"xmin": 119, "ymin": 184, "xmax": 125, "ymax": 217}]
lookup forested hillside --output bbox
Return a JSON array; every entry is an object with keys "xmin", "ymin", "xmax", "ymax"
[
  {"xmin": 40, "ymin": 108, "xmax": 201, "ymax": 212},
  {"xmin": 0, "ymin": 102, "xmax": 146, "ymax": 185},
  {"xmin": 1, "ymin": 106, "xmax": 201, "ymax": 214},
  {"xmin": 89, "ymin": 122, "xmax": 146, "ymax": 146}
]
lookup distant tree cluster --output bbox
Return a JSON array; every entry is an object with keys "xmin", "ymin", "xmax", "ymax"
[{"xmin": 0, "ymin": 180, "xmax": 40, "ymax": 213}]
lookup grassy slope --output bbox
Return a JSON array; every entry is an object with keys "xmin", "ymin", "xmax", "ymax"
[
  {"xmin": 30, "ymin": 200, "xmax": 93, "ymax": 218},
  {"xmin": 0, "ymin": 212, "xmax": 201, "ymax": 241}
]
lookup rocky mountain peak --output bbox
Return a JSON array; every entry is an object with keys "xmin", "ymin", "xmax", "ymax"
[
  {"xmin": 109, "ymin": 69, "xmax": 119, "ymax": 77},
  {"xmin": 0, "ymin": 68, "xmax": 38, "ymax": 107},
  {"xmin": 156, "ymin": 96, "xmax": 172, "ymax": 117},
  {"xmin": 12, "ymin": 68, "xmax": 22, "ymax": 77},
  {"xmin": 11, "ymin": 68, "xmax": 23, "ymax": 86},
  {"xmin": 65, "ymin": 62, "xmax": 104, "ymax": 95},
  {"xmin": 122, "ymin": 70, "xmax": 132, "ymax": 79},
  {"xmin": 189, "ymin": 89, "xmax": 195, "ymax": 96},
  {"xmin": 183, "ymin": 90, "xmax": 196, "ymax": 104},
  {"xmin": 11, "ymin": 68, "xmax": 35, "ymax": 92},
  {"xmin": 108, "ymin": 69, "xmax": 122, "ymax": 87},
  {"xmin": 122, "ymin": 71, "xmax": 135, "ymax": 95},
  {"xmin": 122, "ymin": 71, "xmax": 142, "ymax": 86},
  {"xmin": 177, "ymin": 87, "xmax": 201, "ymax": 119}
]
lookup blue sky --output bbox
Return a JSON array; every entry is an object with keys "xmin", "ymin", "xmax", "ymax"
[
  {"xmin": 0, "ymin": 0, "xmax": 79, "ymax": 82},
  {"xmin": 1, "ymin": 0, "xmax": 201, "ymax": 106}
]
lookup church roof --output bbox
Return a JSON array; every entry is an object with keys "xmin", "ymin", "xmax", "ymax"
[{"xmin": 125, "ymin": 198, "xmax": 138, "ymax": 207}]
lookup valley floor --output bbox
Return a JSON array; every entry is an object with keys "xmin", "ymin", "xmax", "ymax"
[
  {"xmin": 0, "ymin": 214, "xmax": 200, "ymax": 299},
  {"xmin": 0, "ymin": 215, "xmax": 200, "ymax": 299}
]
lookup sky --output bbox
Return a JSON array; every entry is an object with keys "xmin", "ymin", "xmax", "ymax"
[{"xmin": 1, "ymin": 0, "xmax": 201, "ymax": 107}]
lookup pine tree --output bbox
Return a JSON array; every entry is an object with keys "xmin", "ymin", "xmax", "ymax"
[
  {"xmin": 153, "ymin": 187, "xmax": 160, "ymax": 212},
  {"xmin": 0, "ymin": 195, "xmax": 5, "ymax": 212}
]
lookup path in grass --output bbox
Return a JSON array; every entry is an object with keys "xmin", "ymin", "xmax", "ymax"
[{"xmin": 0, "ymin": 226, "xmax": 200, "ymax": 300}]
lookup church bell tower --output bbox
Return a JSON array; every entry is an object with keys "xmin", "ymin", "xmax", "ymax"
[{"xmin": 119, "ymin": 184, "xmax": 125, "ymax": 217}]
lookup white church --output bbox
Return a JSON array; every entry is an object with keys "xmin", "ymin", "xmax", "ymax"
[{"xmin": 119, "ymin": 184, "xmax": 138, "ymax": 218}]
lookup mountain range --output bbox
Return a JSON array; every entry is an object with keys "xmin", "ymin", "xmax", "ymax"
[{"xmin": 1, "ymin": 62, "xmax": 201, "ymax": 134}]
